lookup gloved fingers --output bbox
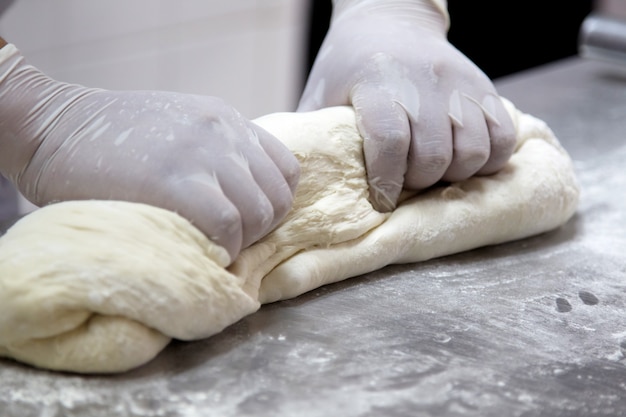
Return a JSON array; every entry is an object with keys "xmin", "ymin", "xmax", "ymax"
[
  {"xmin": 475, "ymin": 94, "xmax": 517, "ymax": 175},
  {"xmin": 352, "ymin": 84, "xmax": 411, "ymax": 212},
  {"xmin": 214, "ymin": 152, "xmax": 279, "ymax": 252},
  {"xmin": 252, "ymin": 123, "xmax": 301, "ymax": 197},
  {"xmin": 243, "ymin": 127, "xmax": 299, "ymax": 241},
  {"xmin": 442, "ymin": 90, "xmax": 491, "ymax": 183},
  {"xmin": 163, "ymin": 176, "xmax": 243, "ymax": 263},
  {"xmin": 403, "ymin": 98, "xmax": 453, "ymax": 190}
]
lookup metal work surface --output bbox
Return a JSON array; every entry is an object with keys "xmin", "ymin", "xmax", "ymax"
[{"xmin": 1, "ymin": 57, "xmax": 626, "ymax": 417}]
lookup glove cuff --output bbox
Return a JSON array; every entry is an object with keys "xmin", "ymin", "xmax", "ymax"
[
  {"xmin": 332, "ymin": 0, "xmax": 450, "ymax": 32},
  {"xmin": 430, "ymin": 0, "xmax": 449, "ymax": 30}
]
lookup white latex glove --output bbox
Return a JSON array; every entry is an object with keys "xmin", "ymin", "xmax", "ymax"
[
  {"xmin": 0, "ymin": 175, "xmax": 17, "ymax": 222},
  {"xmin": 0, "ymin": 43, "xmax": 300, "ymax": 262},
  {"xmin": 298, "ymin": 0, "xmax": 517, "ymax": 212}
]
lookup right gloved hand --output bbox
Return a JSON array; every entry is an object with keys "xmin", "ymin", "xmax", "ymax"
[
  {"xmin": 0, "ymin": 43, "xmax": 300, "ymax": 262},
  {"xmin": 299, "ymin": 0, "xmax": 516, "ymax": 212}
]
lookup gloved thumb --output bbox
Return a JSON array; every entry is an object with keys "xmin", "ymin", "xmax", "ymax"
[{"xmin": 352, "ymin": 83, "xmax": 412, "ymax": 212}]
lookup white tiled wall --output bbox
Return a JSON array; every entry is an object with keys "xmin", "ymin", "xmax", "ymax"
[{"xmin": 0, "ymin": 0, "xmax": 311, "ymax": 215}]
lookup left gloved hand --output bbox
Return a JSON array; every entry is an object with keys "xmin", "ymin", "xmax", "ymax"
[
  {"xmin": 0, "ymin": 43, "xmax": 300, "ymax": 262},
  {"xmin": 298, "ymin": 0, "xmax": 517, "ymax": 212}
]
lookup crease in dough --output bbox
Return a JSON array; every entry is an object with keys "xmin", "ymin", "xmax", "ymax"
[{"xmin": 0, "ymin": 100, "xmax": 580, "ymax": 373}]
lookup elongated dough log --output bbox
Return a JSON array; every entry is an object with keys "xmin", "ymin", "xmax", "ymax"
[
  {"xmin": 0, "ymin": 100, "xmax": 580, "ymax": 373},
  {"xmin": 253, "ymin": 101, "xmax": 580, "ymax": 302}
]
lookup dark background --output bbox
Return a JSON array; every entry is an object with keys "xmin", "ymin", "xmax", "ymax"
[{"xmin": 305, "ymin": 1, "xmax": 594, "ymax": 81}]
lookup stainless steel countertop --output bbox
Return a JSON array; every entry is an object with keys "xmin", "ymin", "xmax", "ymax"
[{"xmin": 1, "ymin": 57, "xmax": 626, "ymax": 417}]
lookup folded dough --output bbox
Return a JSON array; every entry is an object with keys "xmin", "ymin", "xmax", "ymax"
[{"xmin": 0, "ymin": 100, "xmax": 580, "ymax": 373}]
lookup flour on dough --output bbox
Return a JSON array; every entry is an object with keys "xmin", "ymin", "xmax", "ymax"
[
  {"xmin": 0, "ymin": 201, "xmax": 259, "ymax": 373},
  {"xmin": 0, "ymin": 100, "xmax": 580, "ymax": 373}
]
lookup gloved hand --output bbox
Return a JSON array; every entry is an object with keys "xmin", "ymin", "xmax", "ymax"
[
  {"xmin": 298, "ymin": 0, "xmax": 517, "ymax": 212},
  {"xmin": 0, "ymin": 43, "xmax": 300, "ymax": 262},
  {"xmin": 0, "ymin": 175, "xmax": 18, "ymax": 222}
]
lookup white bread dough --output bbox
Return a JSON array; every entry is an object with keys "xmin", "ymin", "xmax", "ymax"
[
  {"xmin": 0, "ymin": 101, "xmax": 579, "ymax": 373},
  {"xmin": 0, "ymin": 201, "xmax": 259, "ymax": 372}
]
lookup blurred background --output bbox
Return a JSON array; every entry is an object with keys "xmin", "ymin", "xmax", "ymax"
[
  {"xmin": 0, "ymin": 0, "xmax": 617, "ymax": 217},
  {"xmin": 0, "ymin": 0, "xmax": 310, "ymax": 120},
  {"xmin": 0, "ymin": 0, "xmax": 600, "ymax": 118}
]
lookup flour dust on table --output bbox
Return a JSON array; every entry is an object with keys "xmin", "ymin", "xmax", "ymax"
[{"xmin": 0, "ymin": 100, "xmax": 580, "ymax": 373}]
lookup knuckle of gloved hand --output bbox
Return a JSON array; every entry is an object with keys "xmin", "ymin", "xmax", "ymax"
[
  {"xmin": 212, "ymin": 203, "xmax": 243, "ymax": 243},
  {"xmin": 271, "ymin": 186, "xmax": 295, "ymax": 221},
  {"xmin": 241, "ymin": 197, "xmax": 277, "ymax": 247},
  {"xmin": 455, "ymin": 145, "xmax": 490, "ymax": 171},
  {"xmin": 365, "ymin": 127, "xmax": 409, "ymax": 159},
  {"xmin": 404, "ymin": 149, "xmax": 452, "ymax": 189},
  {"xmin": 280, "ymin": 154, "xmax": 301, "ymax": 193},
  {"xmin": 489, "ymin": 109, "xmax": 517, "ymax": 144},
  {"xmin": 479, "ymin": 131, "xmax": 518, "ymax": 175},
  {"xmin": 197, "ymin": 97, "xmax": 243, "ymax": 128},
  {"xmin": 256, "ymin": 195, "xmax": 277, "ymax": 231},
  {"xmin": 494, "ymin": 129, "xmax": 518, "ymax": 156},
  {"xmin": 203, "ymin": 95, "xmax": 229, "ymax": 109},
  {"xmin": 414, "ymin": 150, "xmax": 453, "ymax": 175}
]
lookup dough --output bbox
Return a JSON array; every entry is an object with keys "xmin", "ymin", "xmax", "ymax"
[
  {"xmin": 0, "ymin": 100, "xmax": 580, "ymax": 373},
  {"xmin": 252, "ymin": 100, "xmax": 580, "ymax": 303},
  {"xmin": 0, "ymin": 201, "xmax": 259, "ymax": 372}
]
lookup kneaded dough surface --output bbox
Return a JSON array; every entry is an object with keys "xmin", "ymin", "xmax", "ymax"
[
  {"xmin": 0, "ymin": 201, "xmax": 259, "ymax": 373},
  {"xmin": 250, "ymin": 101, "xmax": 579, "ymax": 302},
  {"xmin": 0, "ymin": 101, "xmax": 579, "ymax": 373}
]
